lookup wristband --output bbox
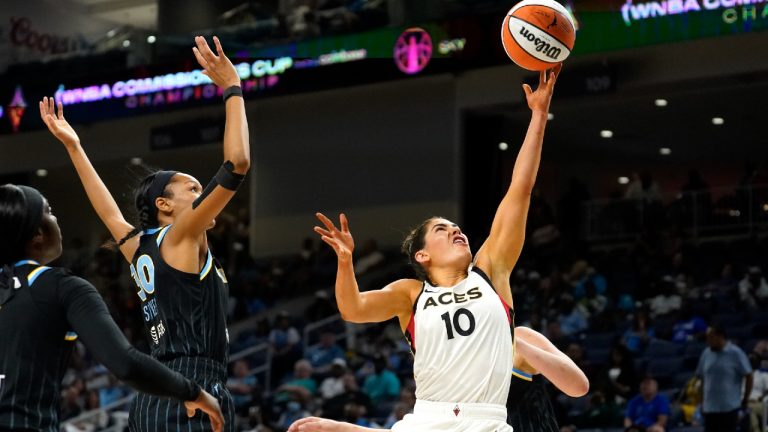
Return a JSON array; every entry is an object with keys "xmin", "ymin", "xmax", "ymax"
[{"xmin": 223, "ymin": 85, "xmax": 243, "ymax": 102}]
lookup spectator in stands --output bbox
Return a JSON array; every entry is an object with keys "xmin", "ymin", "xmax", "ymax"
[
  {"xmin": 321, "ymin": 373, "xmax": 372, "ymax": 421},
  {"xmin": 670, "ymin": 305, "xmax": 707, "ymax": 344},
  {"xmin": 706, "ymin": 262, "xmax": 739, "ymax": 300},
  {"xmin": 557, "ymin": 295, "xmax": 588, "ymax": 336},
  {"xmin": 275, "ymin": 359, "xmax": 317, "ymax": 407},
  {"xmin": 563, "ymin": 390, "xmax": 623, "ymax": 431},
  {"xmin": 576, "ymin": 279, "xmax": 608, "ymax": 322},
  {"xmin": 569, "ymin": 260, "xmax": 607, "ymax": 300},
  {"xmin": 354, "ymin": 239, "xmax": 385, "ymax": 275},
  {"xmin": 319, "ymin": 358, "xmax": 348, "ymax": 399},
  {"xmin": 748, "ymin": 353, "xmax": 768, "ymax": 432},
  {"xmin": 739, "ymin": 266, "xmax": 768, "ymax": 309},
  {"xmin": 227, "ymin": 359, "xmax": 259, "ymax": 414},
  {"xmin": 623, "ymin": 377, "xmax": 670, "ymax": 432},
  {"xmin": 696, "ymin": 323, "xmax": 753, "ymax": 432},
  {"xmin": 362, "ymin": 354, "xmax": 401, "ymax": 407},
  {"xmin": 647, "ymin": 276, "xmax": 682, "ymax": 318},
  {"xmin": 305, "ymin": 331, "xmax": 346, "ymax": 374},
  {"xmin": 622, "ymin": 309, "xmax": 655, "ymax": 354},
  {"xmin": 269, "ymin": 311, "xmax": 302, "ymax": 382},
  {"xmin": 605, "ymin": 344, "xmax": 640, "ymax": 402}
]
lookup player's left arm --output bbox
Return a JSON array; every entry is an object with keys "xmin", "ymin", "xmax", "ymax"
[
  {"xmin": 515, "ymin": 326, "xmax": 589, "ymax": 397},
  {"xmin": 474, "ymin": 65, "xmax": 561, "ymax": 306}
]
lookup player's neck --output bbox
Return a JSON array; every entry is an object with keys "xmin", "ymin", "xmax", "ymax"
[{"xmin": 428, "ymin": 267, "xmax": 468, "ymax": 287}]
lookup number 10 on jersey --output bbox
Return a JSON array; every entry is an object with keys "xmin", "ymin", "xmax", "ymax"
[{"xmin": 441, "ymin": 308, "xmax": 476, "ymax": 339}]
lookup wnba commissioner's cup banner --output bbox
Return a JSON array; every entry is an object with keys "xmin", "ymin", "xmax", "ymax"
[{"xmin": 0, "ymin": 0, "xmax": 116, "ymax": 73}]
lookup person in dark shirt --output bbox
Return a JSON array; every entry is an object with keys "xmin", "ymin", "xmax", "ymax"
[
  {"xmin": 40, "ymin": 35, "xmax": 249, "ymax": 432},
  {"xmin": 0, "ymin": 184, "xmax": 223, "ymax": 432}
]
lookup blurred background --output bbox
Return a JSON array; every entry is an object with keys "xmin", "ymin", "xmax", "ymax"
[{"xmin": 1, "ymin": 0, "xmax": 767, "ymax": 430}]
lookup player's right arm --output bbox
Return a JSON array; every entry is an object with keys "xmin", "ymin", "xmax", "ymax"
[
  {"xmin": 58, "ymin": 273, "xmax": 224, "ymax": 432},
  {"xmin": 314, "ymin": 213, "xmax": 414, "ymax": 325},
  {"xmin": 39, "ymin": 98, "xmax": 138, "ymax": 262},
  {"xmin": 515, "ymin": 326, "xmax": 589, "ymax": 397}
]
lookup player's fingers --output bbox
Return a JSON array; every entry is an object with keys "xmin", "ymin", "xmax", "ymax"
[
  {"xmin": 522, "ymin": 84, "xmax": 533, "ymax": 97},
  {"xmin": 195, "ymin": 36, "xmax": 218, "ymax": 63},
  {"xmin": 539, "ymin": 69, "xmax": 546, "ymax": 85},
  {"xmin": 57, "ymin": 101, "xmax": 64, "ymax": 120},
  {"xmin": 313, "ymin": 226, "xmax": 332, "ymax": 238},
  {"xmin": 319, "ymin": 236, "xmax": 339, "ymax": 251},
  {"xmin": 192, "ymin": 47, "xmax": 208, "ymax": 68},
  {"xmin": 340, "ymin": 213, "xmax": 350, "ymax": 233},
  {"xmin": 186, "ymin": 406, "xmax": 195, "ymax": 417},
  {"xmin": 49, "ymin": 96, "xmax": 55, "ymax": 116},
  {"xmin": 315, "ymin": 212, "xmax": 338, "ymax": 232},
  {"xmin": 213, "ymin": 36, "xmax": 225, "ymax": 58}
]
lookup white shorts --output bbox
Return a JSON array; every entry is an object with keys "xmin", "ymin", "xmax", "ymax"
[{"xmin": 391, "ymin": 399, "xmax": 514, "ymax": 432}]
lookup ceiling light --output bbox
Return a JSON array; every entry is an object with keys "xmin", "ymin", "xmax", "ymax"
[
  {"xmin": 107, "ymin": 29, "xmax": 117, "ymax": 38},
  {"xmin": 618, "ymin": 176, "xmax": 629, "ymax": 185},
  {"xmin": 654, "ymin": 99, "xmax": 668, "ymax": 107},
  {"xmin": 547, "ymin": 113, "xmax": 554, "ymax": 120},
  {"xmin": 600, "ymin": 130, "xmax": 613, "ymax": 139},
  {"xmin": 147, "ymin": 35, "xmax": 156, "ymax": 44},
  {"xmin": 130, "ymin": 157, "xmax": 143, "ymax": 165},
  {"xmin": 36, "ymin": 169, "xmax": 48, "ymax": 177},
  {"xmin": 712, "ymin": 117, "xmax": 724, "ymax": 125},
  {"xmin": 659, "ymin": 147, "xmax": 671, "ymax": 155},
  {"xmin": 122, "ymin": 40, "xmax": 131, "ymax": 48},
  {"xmin": 498, "ymin": 142, "xmax": 509, "ymax": 151}
]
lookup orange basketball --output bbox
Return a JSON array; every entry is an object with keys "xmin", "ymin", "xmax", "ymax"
[{"xmin": 501, "ymin": 0, "xmax": 576, "ymax": 71}]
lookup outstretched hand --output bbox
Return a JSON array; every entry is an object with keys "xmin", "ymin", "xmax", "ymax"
[
  {"xmin": 192, "ymin": 36, "xmax": 241, "ymax": 89},
  {"xmin": 314, "ymin": 213, "xmax": 355, "ymax": 263},
  {"xmin": 522, "ymin": 63, "xmax": 562, "ymax": 114},
  {"xmin": 39, "ymin": 96, "xmax": 80, "ymax": 150}
]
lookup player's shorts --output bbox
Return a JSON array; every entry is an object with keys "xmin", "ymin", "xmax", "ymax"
[
  {"xmin": 392, "ymin": 399, "xmax": 514, "ymax": 432},
  {"xmin": 128, "ymin": 357, "xmax": 235, "ymax": 432}
]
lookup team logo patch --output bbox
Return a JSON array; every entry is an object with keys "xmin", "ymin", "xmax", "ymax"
[{"xmin": 453, "ymin": 404, "xmax": 461, "ymax": 416}]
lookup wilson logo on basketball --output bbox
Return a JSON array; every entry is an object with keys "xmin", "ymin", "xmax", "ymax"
[{"xmin": 519, "ymin": 26, "xmax": 563, "ymax": 60}]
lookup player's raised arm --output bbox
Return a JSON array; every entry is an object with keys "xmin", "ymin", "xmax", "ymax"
[
  {"xmin": 474, "ymin": 64, "xmax": 561, "ymax": 306},
  {"xmin": 164, "ymin": 36, "xmax": 250, "ymax": 247},
  {"xmin": 314, "ymin": 212, "xmax": 415, "ymax": 325},
  {"xmin": 39, "ymin": 98, "xmax": 137, "ymax": 261}
]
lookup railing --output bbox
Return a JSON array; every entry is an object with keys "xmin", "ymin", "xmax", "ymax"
[
  {"xmin": 61, "ymin": 342, "xmax": 272, "ymax": 431},
  {"xmin": 302, "ymin": 314, "xmax": 346, "ymax": 354},
  {"xmin": 61, "ymin": 315, "xmax": 356, "ymax": 431},
  {"xmin": 583, "ymin": 184, "xmax": 768, "ymax": 242}
]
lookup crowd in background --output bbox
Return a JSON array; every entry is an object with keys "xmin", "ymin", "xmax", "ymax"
[{"xmin": 55, "ymin": 168, "xmax": 768, "ymax": 431}]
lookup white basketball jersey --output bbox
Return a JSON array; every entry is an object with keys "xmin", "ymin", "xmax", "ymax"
[{"xmin": 403, "ymin": 267, "xmax": 514, "ymax": 405}]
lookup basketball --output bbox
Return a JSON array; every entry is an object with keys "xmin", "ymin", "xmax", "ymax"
[{"xmin": 501, "ymin": 0, "xmax": 576, "ymax": 71}]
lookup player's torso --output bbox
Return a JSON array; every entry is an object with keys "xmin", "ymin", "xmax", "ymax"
[
  {"xmin": 406, "ymin": 268, "xmax": 514, "ymax": 405},
  {"xmin": 131, "ymin": 227, "xmax": 229, "ymax": 363}
]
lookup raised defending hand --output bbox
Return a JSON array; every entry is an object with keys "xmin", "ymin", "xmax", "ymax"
[
  {"xmin": 314, "ymin": 213, "xmax": 355, "ymax": 263},
  {"xmin": 192, "ymin": 36, "xmax": 241, "ymax": 89},
  {"xmin": 39, "ymin": 96, "xmax": 80, "ymax": 150},
  {"xmin": 183, "ymin": 389, "xmax": 224, "ymax": 432},
  {"xmin": 522, "ymin": 63, "xmax": 562, "ymax": 114}
]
